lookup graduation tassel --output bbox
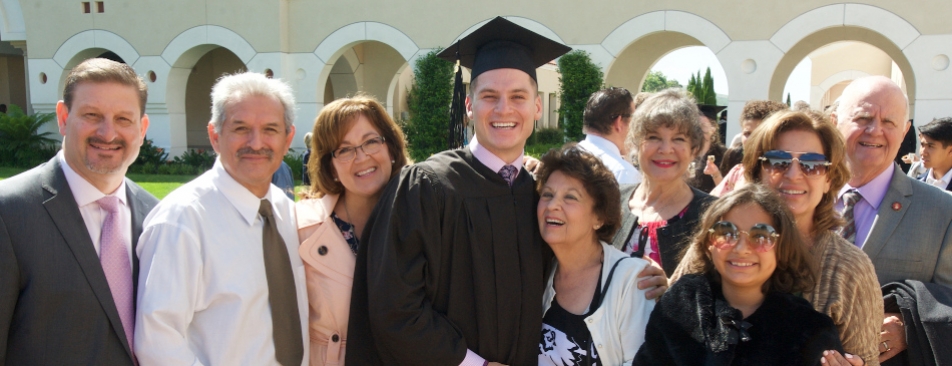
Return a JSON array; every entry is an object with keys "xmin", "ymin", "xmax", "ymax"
[{"xmin": 448, "ymin": 57, "xmax": 467, "ymax": 150}]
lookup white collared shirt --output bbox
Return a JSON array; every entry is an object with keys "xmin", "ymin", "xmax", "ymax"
[
  {"xmin": 57, "ymin": 151, "xmax": 133, "ymax": 265},
  {"xmin": 578, "ymin": 134, "xmax": 642, "ymax": 185},
  {"xmin": 135, "ymin": 159, "xmax": 308, "ymax": 366},
  {"xmin": 925, "ymin": 167, "xmax": 952, "ymax": 189}
]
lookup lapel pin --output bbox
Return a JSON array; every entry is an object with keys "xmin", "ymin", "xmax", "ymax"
[{"xmin": 892, "ymin": 202, "xmax": 901, "ymax": 211}]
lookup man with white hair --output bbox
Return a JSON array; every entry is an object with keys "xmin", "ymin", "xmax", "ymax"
[
  {"xmin": 832, "ymin": 75, "xmax": 952, "ymax": 363},
  {"xmin": 134, "ymin": 72, "xmax": 307, "ymax": 365}
]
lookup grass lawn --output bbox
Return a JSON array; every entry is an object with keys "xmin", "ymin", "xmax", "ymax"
[{"xmin": 2, "ymin": 166, "xmax": 306, "ymax": 200}]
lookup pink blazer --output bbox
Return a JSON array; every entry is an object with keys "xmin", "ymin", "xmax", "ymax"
[{"xmin": 296, "ymin": 195, "xmax": 354, "ymax": 366}]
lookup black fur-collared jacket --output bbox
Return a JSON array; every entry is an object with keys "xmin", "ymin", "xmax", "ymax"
[{"xmin": 633, "ymin": 274, "xmax": 844, "ymax": 366}]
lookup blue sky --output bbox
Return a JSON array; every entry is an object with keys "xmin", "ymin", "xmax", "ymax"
[{"xmin": 650, "ymin": 46, "xmax": 811, "ymax": 105}]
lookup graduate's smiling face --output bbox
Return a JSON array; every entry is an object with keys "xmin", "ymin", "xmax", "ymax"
[{"xmin": 466, "ymin": 68, "xmax": 542, "ymax": 163}]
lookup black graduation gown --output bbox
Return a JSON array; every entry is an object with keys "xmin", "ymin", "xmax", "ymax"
[{"xmin": 346, "ymin": 148, "xmax": 545, "ymax": 366}]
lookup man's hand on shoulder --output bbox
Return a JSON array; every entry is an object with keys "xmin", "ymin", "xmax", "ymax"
[
  {"xmin": 637, "ymin": 256, "xmax": 668, "ymax": 300},
  {"xmin": 524, "ymin": 156, "xmax": 542, "ymax": 175}
]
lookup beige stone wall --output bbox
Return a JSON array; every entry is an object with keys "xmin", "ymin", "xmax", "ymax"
[
  {"xmin": 20, "ymin": 0, "xmax": 952, "ymax": 59},
  {"xmin": 8, "ymin": 0, "xmax": 952, "ymax": 152}
]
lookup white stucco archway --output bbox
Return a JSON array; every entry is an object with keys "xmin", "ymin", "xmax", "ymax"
[
  {"xmin": 813, "ymin": 69, "xmax": 871, "ymax": 107},
  {"xmin": 768, "ymin": 4, "xmax": 919, "ymax": 106},
  {"xmin": 313, "ymin": 21, "xmax": 418, "ymax": 114},
  {"xmin": 153, "ymin": 25, "xmax": 255, "ymax": 155}
]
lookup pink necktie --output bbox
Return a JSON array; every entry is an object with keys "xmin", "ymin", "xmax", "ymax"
[{"xmin": 98, "ymin": 196, "xmax": 135, "ymax": 353}]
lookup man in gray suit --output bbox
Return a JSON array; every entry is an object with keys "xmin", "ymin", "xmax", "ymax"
[
  {"xmin": 832, "ymin": 75, "xmax": 952, "ymax": 363},
  {"xmin": 0, "ymin": 58, "xmax": 158, "ymax": 365}
]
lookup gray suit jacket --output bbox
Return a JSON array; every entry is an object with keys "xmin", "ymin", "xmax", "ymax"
[
  {"xmin": 0, "ymin": 157, "xmax": 158, "ymax": 365},
  {"xmin": 862, "ymin": 165, "xmax": 952, "ymax": 287}
]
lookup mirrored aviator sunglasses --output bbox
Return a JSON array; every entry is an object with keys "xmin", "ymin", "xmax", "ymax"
[
  {"xmin": 758, "ymin": 150, "xmax": 832, "ymax": 177},
  {"xmin": 708, "ymin": 221, "xmax": 779, "ymax": 252}
]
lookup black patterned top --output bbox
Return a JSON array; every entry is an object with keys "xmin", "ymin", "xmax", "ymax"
[{"xmin": 330, "ymin": 211, "xmax": 359, "ymax": 255}]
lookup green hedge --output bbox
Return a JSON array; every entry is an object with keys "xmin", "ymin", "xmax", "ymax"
[
  {"xmin": 0, "ymin": 105, "xmax": 59, "ymax": 167},
  {"xmin": 557, "ymin": 50, "xmax": 604, "ymax": 142}
]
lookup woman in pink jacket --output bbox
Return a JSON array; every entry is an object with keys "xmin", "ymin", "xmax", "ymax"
[{"xmin": 296, "ymin": 94, "xmax": 409, "ymax": 365}]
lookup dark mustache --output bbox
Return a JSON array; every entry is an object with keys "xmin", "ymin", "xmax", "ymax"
[
  {"xmin": 237, "ymin": 147, "xmax": 274, "ymax": 159},
  {"xmin": 87, "ymin": 137, "xmax": 126, "ymax": 148}
]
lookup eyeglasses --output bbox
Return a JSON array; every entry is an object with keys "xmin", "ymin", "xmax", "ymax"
[
  {"xmin": 759, "ymin": 150, "xmax": 832, "ymax": 177},
  {"xmin": 708, "ymin": 221, "xmax": 779, "ymax": 252},
  {"xmin": 332, "ymin": 136, "xmax": 386, "ymax": 162}
]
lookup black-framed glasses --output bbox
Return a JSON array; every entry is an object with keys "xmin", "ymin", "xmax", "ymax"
[
  {"xmin": 332, "ymin": 136, "xmax": 386, "ymax": 162},
  {"xmin": 708, "ymin": 221, "xmax": 779, "ymax": 252},
  {"xmin": 759, "ymin": 150, "xmax": 832, "ymax": 177}
]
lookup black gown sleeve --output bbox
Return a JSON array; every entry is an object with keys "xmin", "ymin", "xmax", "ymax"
[{"xmin": 362, "ymin": 166, "xmax": 469, "ymax": 364}]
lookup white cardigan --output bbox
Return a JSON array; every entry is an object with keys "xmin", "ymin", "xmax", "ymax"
[{"xmin": 542, "ymin": 242, "xmax": 656, "ymax": 366}]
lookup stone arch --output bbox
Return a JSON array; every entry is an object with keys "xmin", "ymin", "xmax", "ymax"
[
  {"xmin": 601, "ymin": 11, "xmax": 732, "ymax": 93},
  {"xmin": 313, "ymin": 22, "xmax": 417, "ymax": 113},
  {"xmin": 0, "ymin": 0, "xmax": 26, "ymax": 41},
  {"xmin": 160, "ymin": 26, "xmax": 256, "ymax": 153},
  {"xmin": 53, "ymin": 30, "xmax": 140, "ymax": 68},
  {"xmin": 768, "ymin": 4, "xmax": 919, "ymax": 106},
  {"xmin": 52, "ymin": 30, "xmax": 140, "ymax": 94},
  {"xmin": 814, "ymin": 69, "xmax": 871, "ymax": 107}
]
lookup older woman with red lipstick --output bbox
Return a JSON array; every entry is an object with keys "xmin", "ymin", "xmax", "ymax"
[
  {"xmin": 295, "ymin": 95, "xmax": 409, "ymax": 366},
  {"xmin": 742, "ymin": 110, "xmax": 882, "ymax": 366},
  {"xmin": 536, "ymin": 144, "xmax": 655, "ymax": 366},
  {"xmin": 611, "ymin": 88, "xmax": 715, "ymax": 277}
]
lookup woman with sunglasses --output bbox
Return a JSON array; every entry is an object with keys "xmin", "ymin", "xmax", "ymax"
[
  {"xmin": 537, "ymin": 144, "xmax": 654, "ymax": 366},
  {"xmin": 612, "ymin": 88, "xmax": 715, "ymax": 277},
  {"xmin": 634, "ymin": 184, "xmax": 844, "ymax": 365},
  {"xmin": 296, "ymin": 95, "xmax": 409, "ymax": 366},
  {"xmin": 743, "ymin": 110, "xmax": 882, "ymax": 366}
]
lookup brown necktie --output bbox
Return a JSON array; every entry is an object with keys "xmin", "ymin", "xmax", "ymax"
[{"xmin": 258, "ymin": 200, "xmax": 304, "ymax": 365}]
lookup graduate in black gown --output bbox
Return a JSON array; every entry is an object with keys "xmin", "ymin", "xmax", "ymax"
[{"xmin": 346, "ymin": 17, "xmax": 571, "ymax": 366}]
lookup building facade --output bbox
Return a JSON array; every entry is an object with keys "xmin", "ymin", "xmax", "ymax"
[{"xmin": 2, "ymin": 0, "xmax": 951, "ymax": 154}]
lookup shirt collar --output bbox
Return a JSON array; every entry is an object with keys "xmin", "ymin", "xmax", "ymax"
[
  {"xmin": 209, "ymin": 158, "xmax": 288, "ymax": 226},
  {"xmin": 583, "ymin": 134, "xmax": 622, "ymax": 157},
  {"xmin": 926, "ymin": 167, "xmax": 952, "ymax": 187},
  {"xmin": 468, "ymin": 136, "xmax": 524, "ymax": 173},
  {"xmin": 839, "ymin": 163, "xmax": 895, "ymax": 210},
  {"xmin": 58, "ymin": 151, "xmax": 128, "ymax": 208}
]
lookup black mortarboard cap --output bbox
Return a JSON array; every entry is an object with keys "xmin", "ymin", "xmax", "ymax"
[
  {"xmin": 698, "ymin": 104, "xmax": 727, "ymax": 121},
  {"xmin": 438, "ymin": 17, "xmax": 572, "ymax": 150},
  {"xmin": 437, "ymin": 16, "xmax": 572, "ymax": 81}
]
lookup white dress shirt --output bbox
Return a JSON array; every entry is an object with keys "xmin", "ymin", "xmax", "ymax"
[
  {"xmin": 925, "ymin": 167, "xmax": 952, "ymax": 189},
  {"xmin": 134, "ymin": 160, "xmax": 308, "ymax": 366},
  {"xmin": 578, "ymin": 134, "xmax": 642, "ymax": 185},
  {"xmin": 58, "ymin": 151, "xmax": 133, "ymax": 265}
]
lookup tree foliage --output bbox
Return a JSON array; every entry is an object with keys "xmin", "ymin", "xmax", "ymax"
[
  {"xmin": 686, "ymin": 67, "xmax": 716, "ymax": 105},
  {"xmin": 558, "ymin": 50, "xmax": 604, "ymax": 142},
  {"xmin": 404, "ymin": 48, "xmax": 454, "ymax": 161},
  {"xmin": 641, "ymin": 70, "xmax": 682, "ymax": 92},
  {"xmin": 702, "ymin": 68, "xmax": 716, "ymax": 105},
  {"xmin": 0, "ymin": 104, "xmax": 59, "ymax": 167}
]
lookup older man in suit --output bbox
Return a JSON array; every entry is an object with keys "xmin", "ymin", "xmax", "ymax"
[
  {"xmin": 0, "ymin": 58, "xmax": 157, "ymax": 365},
  {"xmin": 832, "ymin": 76, "xmax": 952, "ymax": 363}
]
